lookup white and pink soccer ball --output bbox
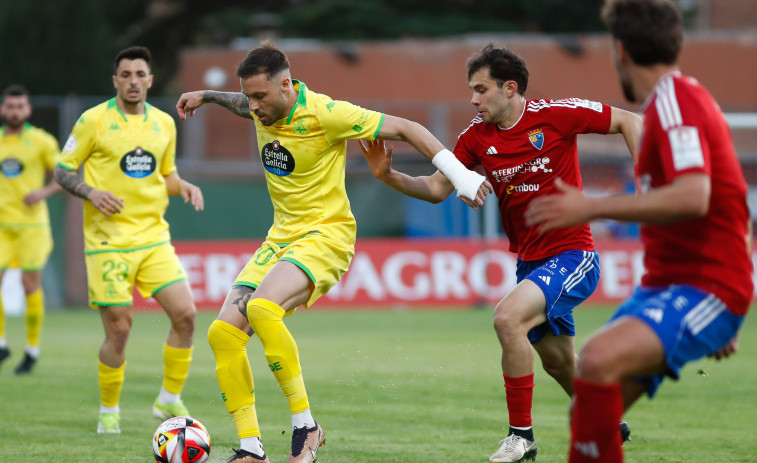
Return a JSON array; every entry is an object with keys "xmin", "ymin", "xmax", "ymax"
[{"xmin": 152, "ymin": 416, "xmax": 211, "ymax": 463}]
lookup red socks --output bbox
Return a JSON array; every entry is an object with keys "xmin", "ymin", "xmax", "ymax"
[
  {"xmin": 569, "ymin": 377, "xmax": 624, "ymax": 463},
  {"xmin": 504, "ymin": 374, "xmax": 535, "ymax": 428}
]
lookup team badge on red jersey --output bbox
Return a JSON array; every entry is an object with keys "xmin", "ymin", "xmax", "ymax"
[{"xmin": 528, "ymin": 129, "xmax": 544, "ymax": 150}]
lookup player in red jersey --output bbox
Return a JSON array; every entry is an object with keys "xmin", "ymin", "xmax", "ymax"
[
  {"xmin": 525, "ymin": 1, "xmax": 753, "ymax": 461},
  {"xmin": 361, "ymin": 43, "xmax": 641, "ymax": 462}
]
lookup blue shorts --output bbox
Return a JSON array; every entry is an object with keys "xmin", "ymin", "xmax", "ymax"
[
  {"xmin": 518, "ymin": 249, "xmax": 600, "ymax": 344},
  {"xmin": 610, "ymin": 285, "xmax": 743, "ymax": 397}
]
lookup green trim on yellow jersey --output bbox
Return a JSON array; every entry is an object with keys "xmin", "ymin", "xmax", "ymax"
[
  {"xmin": 285, "ymin": 80, "xmax": 309, "ymax": 125},
  {"xmin": 107, "ymin": 98, "xmax": 128, "ymax": 122},
  {"xmin": 19, "ymin": 265, "xmax": 44, "ymax": 272},
  {"xmin": 56, "ymin": 161, "xmax": 75, "ymax": 171},
  {"xmin": 91, "ymin": 301, "xmax": 132, "ymax": 307},
  {"xmin": 61, "ymin": 99, "xmax": 177, "ymax": 251},
  {"xmin": 373, "ymin": 113, "xmax": 386, "ymax": 139},
  {"xmin": 254, "ymin": 82, "xmax": 382, "ymax": 244},
  {"xmin": 234, "ymin": 281, "xmax": 259, "ymax": 291},
  {"xmin": 107, "ymin": 97, "xmax": 151, "ymax": 122},
  {"xmin": 0, "ymin": 122, "xmax": 32, "ymax": 137},
  {"xmin": 150, "ymin": 277, "xmax": 188, "ymax": 297},
  {"xmin": 84, "ymin": 240, "xmax": 170, "ymax": 255},
  {"xmin": 270, "ymin": 230, "xmax": 321, "ymax": 249},
  {"xmin": 289, "ymin": 230, "xmax": 321, "ymax": 245},
  {"xmin": 280, "ymin": 257, "xmax": 316, "ymax": 284}
]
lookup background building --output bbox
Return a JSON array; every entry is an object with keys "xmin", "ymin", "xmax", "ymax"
[{"xmin": 2, "ymin": 1, "xmax": 757, "ymax": 309}]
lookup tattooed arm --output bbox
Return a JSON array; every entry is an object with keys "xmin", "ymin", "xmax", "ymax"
[
  {"xmin": 176, "ymin": 90, "xmax": 252, "ymax": 120},
  {"xmin": 54, "ymin": 165, "xmax": 124, "ymax": 216}
]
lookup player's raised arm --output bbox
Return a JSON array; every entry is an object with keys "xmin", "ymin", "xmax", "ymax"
[
  {"xmin": 359, "ymin": 138, "xmax": 455, "ymax": 205},
  {"xmin": 176, "ymin": 90, "xmax": 253, "ymax": 120},
  {"xmin": 375, "ymin": 114, "xmax": 492, "ymax": 206}
]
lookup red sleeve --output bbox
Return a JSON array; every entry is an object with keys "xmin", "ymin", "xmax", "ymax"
[
  {"xmin": 452, "ymin": 120, "xmax": 481, "ymax": 170},
  {"xmin": 647, "ymin": 88, "xmax": 711, "ymax": 183},
  {"xmin": 551, "ymin": 99, "xmax": 612, "ymax": 136}
]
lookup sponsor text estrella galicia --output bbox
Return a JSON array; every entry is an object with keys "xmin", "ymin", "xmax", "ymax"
[
  {"xmin": 120, "ymin": 147, "xmax": 156, "ymax": 178},
  {"xmin": 261, "ymin": 140, "xmax": 295, "ymax": 177}
]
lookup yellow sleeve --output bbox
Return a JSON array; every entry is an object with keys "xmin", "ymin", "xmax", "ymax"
[
  {"xmin": 319, "ymin": 99, "xmax": 385, "ymax": 144},
  {"xmin": 160, "ymin": 116, "xmax": 178, "ymax": 176},
  {"xmin": 42, "ymin": 132, "xmax": 60, "ymax": 171},
  {"xmin": 58, "ymin": 114, "xmax": 95, "ymax": 171}
]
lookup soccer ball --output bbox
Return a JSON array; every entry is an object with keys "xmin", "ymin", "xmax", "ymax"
[{"xmin": 152, "ymin": 416, "xmax": 211, "ymax": 463}]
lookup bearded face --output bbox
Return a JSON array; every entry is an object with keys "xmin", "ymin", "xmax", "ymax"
[{"xmin": 612, "ymin": 42, "xmax": 638, "ymax": 104}]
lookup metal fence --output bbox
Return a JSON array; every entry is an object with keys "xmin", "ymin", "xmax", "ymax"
[
  {"xmin": 9, "ymin": 95, "xmax": 757, "ymax": 310},
  {"xmin": 28, "ymin": 94, "xmax": 757, "ymax": 231}
]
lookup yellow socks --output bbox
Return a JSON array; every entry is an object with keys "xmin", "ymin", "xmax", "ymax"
[
  {"xmin": 98, "ymin": 360, "xmax": 125, "ymax": 408},
  {"xmin": 25, "ymin": 289, "xmax": 44, "ymax": 349},
  {"xmin": 247, "ymin": 298, "xmax": 309, "ymax": 414},
  {"xmin": 208, "ymin": 319, "xmax": 260, "ymax": 438},
  {"xmin": 207, "ymin": 298, "xmax": 311, "ymax": 440},
  {"xmin": 163, "ymin": 344, "xmax": 192, "ymax": 394}
]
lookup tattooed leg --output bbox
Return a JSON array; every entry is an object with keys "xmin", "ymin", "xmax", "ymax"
[
  {"xmin": 230, "ymin": 285, "xmax": 255, "ymax": 318},
  {"xmin": 218, "ymin": 285, "xmax": 256, "ymax": 336}
]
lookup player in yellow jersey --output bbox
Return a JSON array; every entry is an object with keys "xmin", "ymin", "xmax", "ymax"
[
  {"xmin": 176, "ymin": 42, "xmax": 492, "ymax": 463},
  {"xmin": 54, "ymin": 46, "xmax": 204, "ymax": 435},
  {"xmin": 0, "ymin": 85, "xmax": 61, "ymax": 375}
]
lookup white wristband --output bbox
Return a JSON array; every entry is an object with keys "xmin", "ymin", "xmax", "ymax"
[{"xmin": 431, "ymin": 149, "xmax": 485, "ymax": 201}]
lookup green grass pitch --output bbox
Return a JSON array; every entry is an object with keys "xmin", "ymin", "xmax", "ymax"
[{"xmin": 0, "ymin": 305, "xmax": 754, "ymax": 462}]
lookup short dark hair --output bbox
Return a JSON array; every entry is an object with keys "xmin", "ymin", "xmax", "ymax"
[
  {"xmin": 2, "ymin": 84, "xmax": 29, "ymax": 99},
  {"xmin": 466, "ymin": 44, "xmax": 529, "ymax": 95},
  {"xmin": 236, "ymin": 42, "xmax": 290, "ymax": 80},
  {"xmin": 601, "ymin": 0, "xmax": 682, "ymax": 66},
  {"xmin": 114, "ymin": 46, "xmax": 152, "ymax": 73}
]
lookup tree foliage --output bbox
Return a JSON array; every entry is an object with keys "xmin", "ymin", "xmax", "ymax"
[
  {"xmin": 0, "ymin": 0, "xmax": 605, "ymax": 95},
  {"xmin": 0, "ymin": 0, "xmax": 114, "ymax": 94}
]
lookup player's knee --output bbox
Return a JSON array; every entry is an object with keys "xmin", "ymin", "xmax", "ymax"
[
  {"xmin": 104, "ymin": 323, "xmax": 131, "ymax": 352},
  {"xmin": 22, "ymin": 282, "xmax": 41, "ymax": 295},
  {"xmin": 576, "ymin": 341, "xmax": 616, "ymax": 382},
  {"xmin": 104, "ymin": 313, "xmax": 132, "ymax": 339},
  {"xmin": 169, "ymin": 306, "xmax": 196, "ymax": 337},
  {"xmin": 246, "ymin": 298, "xmax": 284, "ymax": 328},
  {"xmin": 493, "ymin": 306, "xmax": 522, "ymax": 339},
  {"xmin": 207, "ymin": 319, "xmax": 252, "ymax": 355},
  {"xmin": 542, "ymin": 359, "xmax": 574, "ymax": 381},
  {"xmin": 208, "ymin": 320, "xmax": 228, "ymax": 353},
  {"xmin": 21, "ymin": 275, "xmax": 41, "ymax": 294}
]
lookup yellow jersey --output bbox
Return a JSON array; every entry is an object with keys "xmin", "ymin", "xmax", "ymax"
[
  {"xmin": 58, "ymin": 98, "xmax": 178, "ymax": 252},
  {"xmin": 254, "ymin": 81, "xmax": 384, "ymax": 244},
  {"xmin": 0, "ymin": 123, "xmax": 59, "ymax": 228}
]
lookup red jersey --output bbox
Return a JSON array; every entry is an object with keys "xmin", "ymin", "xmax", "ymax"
[
  {"xmin": 454, "ymin": 98, "xmax": 612, "ymax": 261},
  {"xmin": 637, "ymin": 72, "xmax": 753, "ymax": 315}
]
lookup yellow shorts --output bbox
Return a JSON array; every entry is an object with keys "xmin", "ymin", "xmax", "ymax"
[
  {"xmin": 84, "ymin": 242, "xmax": 187, "ymax": 308},
  {"xmin": 235, "ymin": 230, "xmax": 355, "ymax": 308},
  {"xmin": 0, "ymin": 225, "xmax": 53, "ymax": 271}
]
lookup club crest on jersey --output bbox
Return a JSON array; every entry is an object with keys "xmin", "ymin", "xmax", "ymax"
[
  {"xmin": 1, "ymin": 156, "xmax": 23, "ymax": 178},
  {"xmin": 262, "ymin": 139, "xmax": 295, "ymax": 177},
  {"xmin": 528, "ymin": 129, "xmax": 544, "ymax": 150},
  {"xmin": 120, "ymin": 147, "xmax": 156, "ymax": 178}
]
